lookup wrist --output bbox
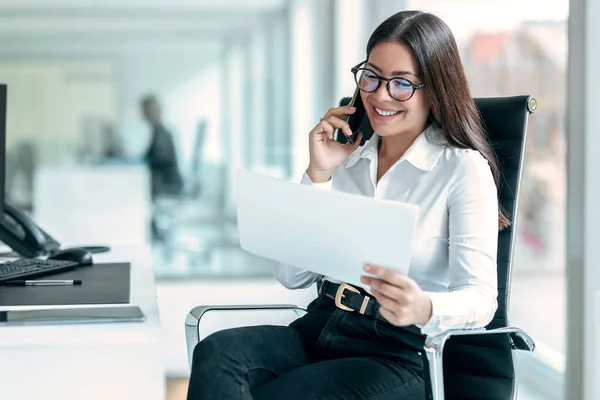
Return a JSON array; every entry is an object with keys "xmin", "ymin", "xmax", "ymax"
[
  {"xmin": 417, "ymin": 293, "xmax": 433, "ymax": 325},
  {"xmin": 306, "ymin": 166, "xmax": 333, "ymax": 183}
]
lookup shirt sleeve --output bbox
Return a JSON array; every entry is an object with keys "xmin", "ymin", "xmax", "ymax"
[
  {"xmin": 299, "ymin": 170, "xmax": 333, "ymax": 189},
  {"xmin": 419, "ymin": 150, "xmax": 499, "ymax": 337},
  {"xmin": 271, "ymin": 171, "xmax": 333, "ymax": 289}
]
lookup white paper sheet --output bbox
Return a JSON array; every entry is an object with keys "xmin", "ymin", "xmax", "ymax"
[{"xmin": 236, "ymin": 170, "xmax": 419, "ymax": 289}]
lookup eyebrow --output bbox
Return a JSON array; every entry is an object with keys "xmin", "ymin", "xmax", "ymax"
[{"xmin": 366, "ymin": 62, "xmax": 417, "ymax": 78}]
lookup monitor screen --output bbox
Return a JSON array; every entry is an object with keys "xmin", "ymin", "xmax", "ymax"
[{"xmin": 0, "ymin": 84, "xmax": 6, "ymax": 218}]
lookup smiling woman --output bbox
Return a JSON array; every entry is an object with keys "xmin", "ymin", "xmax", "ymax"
[{"xmin": 187, "ymin": 9, "xmax": 506, "ymax": 400}]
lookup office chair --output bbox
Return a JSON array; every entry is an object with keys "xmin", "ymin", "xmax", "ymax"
[{"xmin": 185, "ymin": 96, "xmax": 537, "ymax": 400}]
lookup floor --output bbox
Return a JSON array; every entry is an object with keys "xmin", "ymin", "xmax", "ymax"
[
  {"xmin": 166, "ymin": 377, "xmax": 547, "ymax": 400},
  {"xmin": 167, "ymin": 378, "xmax": 189, "ymax": 400}
]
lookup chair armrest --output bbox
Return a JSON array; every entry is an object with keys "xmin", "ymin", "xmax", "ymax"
[
  {"xmin": 186, "ymin": 304, "xmax": 307, "ymax": 329},
  {"xmin": 185, "ymin": 304, "xmax": 307, "ymax": 370},
  {"xmin": 425, "ymin": 326, "xmax": 535, "ymax": 352},
  {"xmin": 423, "ymin": 327, "xmax": 535, "ymax": 400}
]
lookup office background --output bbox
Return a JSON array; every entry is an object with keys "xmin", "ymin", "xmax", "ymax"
[{"xmin": 0, "ymin": 0, "xmax": 573, "ymax": 398}]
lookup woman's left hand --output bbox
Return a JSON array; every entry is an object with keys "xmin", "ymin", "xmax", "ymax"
[{"xmin": 360, "ymin": 264, "xmax": 432, "ymax": 327}]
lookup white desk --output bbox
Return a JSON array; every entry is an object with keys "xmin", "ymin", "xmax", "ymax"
[{"xmin": 0, "ymin": 246, "xmax": 165, "ymax": 400}]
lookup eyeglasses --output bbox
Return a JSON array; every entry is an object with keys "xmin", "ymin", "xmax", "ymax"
[{"xmin": 351, "ymin": 61, "xmax": 426, "ymax": 102}]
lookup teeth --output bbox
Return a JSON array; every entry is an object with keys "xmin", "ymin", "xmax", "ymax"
[{"xmin": 375, "ymin": 107, "xmax": 399, "ymax": 117}]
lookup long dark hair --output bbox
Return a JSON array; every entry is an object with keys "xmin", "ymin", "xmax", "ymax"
[{"xmin": 366, "ymin": 10, "xmax": 509, "ymax": 230}]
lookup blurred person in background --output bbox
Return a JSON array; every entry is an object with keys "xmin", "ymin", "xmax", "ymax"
[
  {"xmin": 140, "ymin": 95, "xmax": 184, "ymax": 243},
  {"xmin": 140, "ymin": 94, "xmax": 184, "ymax": 200}
]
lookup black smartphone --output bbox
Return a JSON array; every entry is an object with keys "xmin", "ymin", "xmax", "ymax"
[{"xmin": 339, "ymin": 86, "xmax": 366, "ymax": 145}]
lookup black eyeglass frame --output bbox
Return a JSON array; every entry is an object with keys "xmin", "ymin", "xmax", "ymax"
[{"xmin": 351, "ymin": 61, "xmax": 426, "ymax": 102}]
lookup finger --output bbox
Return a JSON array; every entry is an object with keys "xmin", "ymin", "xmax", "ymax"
[
  {"xmin": 324, "ymin": 115, "xmax": 353, "ymax": 140},
  {"xmin": 352, "ymin": 131, "xmax": 364, "ymax": 147},
  {"xmin": 370, "ymin": 279, "xmax": 410, "ymax": 304},
  {"xmin": 345, "ymin": 131, "xmax": 363, "ymax": 148},
  {"xmin": 377, "ymin": 304, "xmax": 408, "ymax": 326},
  {"xmin": 361, "ymin": 276, "xmax": 374, "ymax": 296},
  {"xmin": 360, "ymin": 275, "xmax": 373, "ymax": 286},
  {"xmin": 373, "ymin": 290, "xmax": 412, "ymax": 326},
  {"xmin": 371, "ymin": 287, "xmax": 400, "ymax": 310},
  {"xmin": 322, "ymin": 120, "xmax": 335, "ymax": 140},
  {"xmin": 312, "ymin": 119, "xmax": 335, "ymax": 141},
  {"xmin": 363, "ymin": 264, "xmax": 410, "ymax": 288},
  {"xmin": 377, "ymin": 306, "xmax": 396, "ymax": 324},
  {"xmin": 322, "ymin": 105, "xmax": 356, "ymax": 120}
]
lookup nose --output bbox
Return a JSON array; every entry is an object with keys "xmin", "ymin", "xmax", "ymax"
[{"xmin": 372, "ymin": 81, "xmax": 394, "ymax": 102}]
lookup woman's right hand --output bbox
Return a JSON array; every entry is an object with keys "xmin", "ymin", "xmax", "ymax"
[{"xmin": 306, "ymin": 106, "xmax": 363, "ymax": 183}]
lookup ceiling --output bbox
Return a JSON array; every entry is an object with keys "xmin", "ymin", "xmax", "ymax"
[{"xmin": 0, "ymin": 0, "xmax": 288, "ymax": 56}]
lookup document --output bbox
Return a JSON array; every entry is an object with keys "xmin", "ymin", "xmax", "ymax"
[{"xmin": 236, "ymin": 170, "xmax": 419, "ymax": 288}]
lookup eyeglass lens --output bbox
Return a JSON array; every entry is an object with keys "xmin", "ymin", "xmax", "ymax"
[{"xmin": 356, "ymin": 69, "xmax": 415, "ymax": 101}]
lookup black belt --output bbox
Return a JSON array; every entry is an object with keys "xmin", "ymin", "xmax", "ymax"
[
  {"xmin": 318, "ymin": 281, "xmax": 425, "ymax": 337},
  {"xmin": 318, "ymin": 280, "xmax": 386, "ymax": 322}
]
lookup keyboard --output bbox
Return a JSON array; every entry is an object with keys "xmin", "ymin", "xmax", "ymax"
[{"xmin": 0, "ymin": 259, "xmax": 79, "ymax": 283}]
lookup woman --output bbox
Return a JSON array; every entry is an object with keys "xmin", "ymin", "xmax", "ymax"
[{"xmin": 187, "ymin": 10, "xmax": 504, "ymax": 400}]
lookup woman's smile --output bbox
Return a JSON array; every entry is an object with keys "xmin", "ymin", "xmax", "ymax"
[{"xmin": 371, "ymin": 104, "xmax": 405, "ymax": 122}]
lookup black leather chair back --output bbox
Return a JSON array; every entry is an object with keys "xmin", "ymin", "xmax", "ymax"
[{"xmin": 340, "ymin": 96, "xmax": 535, "ymax": 399}]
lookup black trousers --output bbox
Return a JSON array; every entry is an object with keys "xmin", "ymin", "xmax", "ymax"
[{"xmin": 187, "ymin": 295, "xmax": 429, "ymax": 400}]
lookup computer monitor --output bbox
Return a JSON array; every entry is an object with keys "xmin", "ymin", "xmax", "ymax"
[{"xmin": 0, "ymin": 84, "xmax": 6, "ymax": 219}]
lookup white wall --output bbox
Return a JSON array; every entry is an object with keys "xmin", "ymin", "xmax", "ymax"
[{"xmin": 0, "ymin": 61, "xmax": 116, "ymax": 164}]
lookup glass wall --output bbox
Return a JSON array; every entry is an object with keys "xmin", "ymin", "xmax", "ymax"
[{"xmin": 0, "ymin": 2, "xmax": 291, "ymax": 278}]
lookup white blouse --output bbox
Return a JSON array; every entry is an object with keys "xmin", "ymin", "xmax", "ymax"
[{"xmin": 272, "ymin": 124, "xmax": 499, "ymax": 337}]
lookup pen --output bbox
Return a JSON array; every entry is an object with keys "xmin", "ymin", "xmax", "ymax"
[{"xmin": 4, "ymin": 280, "xmax": 82, "ymax": 286}]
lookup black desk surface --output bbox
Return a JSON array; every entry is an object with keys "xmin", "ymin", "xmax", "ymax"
[{"xmin": 0, "ymin": 262, "xmax": 131, "ymax": 307}]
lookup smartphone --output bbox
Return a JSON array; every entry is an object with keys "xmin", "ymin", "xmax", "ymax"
[
  {"xmin": 0, "ymin": 305, "xmax": 146, "ymax": 325},
  {"xmin": 340, "ymin": 86, "xmax": 366, "ymax": 145}
]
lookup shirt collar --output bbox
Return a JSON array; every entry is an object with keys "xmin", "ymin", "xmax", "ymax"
[
  {"xmin": 344, "ymin": 124, "xmax": 446, "ymax": 171},
  {"xmin": 344, "ymin": 132, "xmax": 379, "ymax": 168}
]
